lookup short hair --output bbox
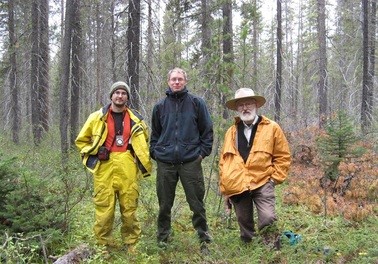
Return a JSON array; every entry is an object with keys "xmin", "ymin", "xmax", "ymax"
[{"xmin": 167, "ymin": 68, "xmax": 188, "ymax": 81}]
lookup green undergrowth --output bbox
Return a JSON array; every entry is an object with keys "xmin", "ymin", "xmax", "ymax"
[
  {"xmin": 62, "ymin": 175, "xmax": 377, "ymax": 264},
  {"xmin": 0, "ymin": 134, "xmax": 377, "ymax": 263}
]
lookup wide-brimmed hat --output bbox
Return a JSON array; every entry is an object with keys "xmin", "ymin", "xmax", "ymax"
[
  {"xmin": 109, "ymin": 81, "xmax": 131, "ymax": 99},
  {"xmin": 225, "ymin": 88, "xmax": 266, "ymax": 110}
]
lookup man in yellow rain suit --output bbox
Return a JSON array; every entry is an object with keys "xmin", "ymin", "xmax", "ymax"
[{"xmin": 75, "ymin": 81, "xmax": 151, "ymax": 253}]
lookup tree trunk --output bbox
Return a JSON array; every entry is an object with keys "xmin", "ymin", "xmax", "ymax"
[
  {"xmin": 60, "ymin": 0, "xmax": 75, "ymax": 166},
  {"xmin": 361, "ymin": 0, "xmax": 375, "ymax": 133},
  {"xmin": 146, "ymin": 0, "xmax": 153, "ymax": 96},
  {"xmin": 368, "ymin": 0, "xmax": 376, "ymax": 122},
  {"xmin": 31, "ymin": 0, "xmax": 41, "ymax": 145},
  {"xmin": 8, "ymin": 0, "xmax": 20, "ymax": 144},
  {"xmin": 70, "ymin": 0, "xmax": 82, "ymax": 145},
  {"xmin": 127, "ymin": 0, "xmax": 141, "ymax": 110},
  {"xmin": 252, "ymin": 0, "xmax": 259, "ymax": 90},
  {"xmin": 201, "ymin": 0, "xmax": 211, "ymax": 94},
  {"xmin": 274, "ymin": 0, "xmax": 282, "ymax": 122},
  {"xmin": 317, "ymin": 0, "xmax": 328, "ymax": 127},
  {"xmin": 293, "ymin": 1, "xmax": 303, "ymax": 123},
  {"xmin": 111, "ymin": 0, "xmax": 116, "ymax": 81},
  {"xmin": 95, "ymin": 3, "xmax": 103, "ymax": 105},
  {"xmin": 222, "ymin": 0, "xmax": 233, "ymax": 120},
  {"xmin": 30, "ymin": 0, "xmax": 49, "ymax": 145},
  {"xmin": 39, "ymin": 0, "xmax": 50, "ymax": 133}
]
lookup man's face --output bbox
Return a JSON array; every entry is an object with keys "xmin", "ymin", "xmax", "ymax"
[
  {"xmin": 236, "ymin": 98, "xmax": 257, "ymax": 123},
  {"xmin": 111, "ymin": 89, "xmax": 128, "ymax": 107},
  {"xmin": 168, "ymin": 71, "xmax": 187, "ymax": 93}
]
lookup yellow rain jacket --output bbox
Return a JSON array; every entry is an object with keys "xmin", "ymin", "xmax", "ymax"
[
  {"xmin": 219, "ymin": 115, "xmax": 291, "ymax": 197},
  {"xmin": 75, "ymin": 104, "xmax": 151, "ymax": 177},
  {"xmin": 75, "ymin": 104, "xmax": 152, "ymax": 245}
]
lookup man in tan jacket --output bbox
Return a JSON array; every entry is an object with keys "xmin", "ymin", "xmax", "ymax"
[{"xmin": 219, "ymin": 88, "xmax": 291, "ymax": 249}]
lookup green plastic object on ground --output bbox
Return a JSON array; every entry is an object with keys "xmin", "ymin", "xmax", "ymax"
[{"xmin": 282, "ymin": 231, "xmax": 302, "ymax": 245}]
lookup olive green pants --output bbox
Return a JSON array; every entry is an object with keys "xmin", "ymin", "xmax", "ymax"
[{"xmin": 156, "ymin": 158, "xmax": 211, "ymax": 243}]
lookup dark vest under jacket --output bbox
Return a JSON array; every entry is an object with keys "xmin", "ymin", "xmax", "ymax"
[{"xmin": 237, "ymin": 116, "xmax": 261, "ymax": 163}]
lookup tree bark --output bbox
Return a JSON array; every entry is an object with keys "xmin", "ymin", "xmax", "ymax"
[
  {"xmin": 60, "ymin": 0, "xmax": 75, "ymax": 166},
  {"xmin": 52, "ymin": 244, "xmax": 93, "ymax": 264},
  {"xmin": 95, "ymin": 2, "xmax": 103, "ymax": 105},
  {"xmin": 30, "ymin": 0, "xmax": 49, "ymax": 145},
  {"xmin": 222, "ymin": 0, "xmax": 233, "ymax": 120},
  {"xmin": 31, "ymin": 0, "xmax": 41, "ymax": 145},
  {"xmin": 146, "ymin": 0, "xmax": 153, "ymax": 96},
  {"xmin": 39, "ymin": 0, "xmax": 50, "ymax": 133},
  {"xmin": 274, "ymin": 0, "xmax": 283, "ymax": 122},
  {"xmin": 111, "ymin": 0, "xmax": 116, "ymax": 81},
  {"xmin": 201, "ymin": 0, "xmax": 211, "ymax": 87},
  {"xmin": 317, "ymin": 0, "xmax": 328, "ymax": 128},
  {"xmin": 368, "ymin": 0, "xmax": 376, "ymax": 122},
  {"xmin": 252, "ymin": 0, "xmax": 259, "ymax": 90},
  {"xmin": 70, "ymin": 0, "xmax": 82, "ymax": 145},
  {"xmin": 127, "ymin": 0, "xmax": 141, "ymax": 110},
  {"xmin": 8, "ymin": 0, "xmax": 20, "ymax": 144},
  {"xmin": 361, "ymin": 0, "xmax": 375, "ymax": 133},
  {"xmin": 293, "ymin": 1, "xmax": 303, "ymax": 122}
]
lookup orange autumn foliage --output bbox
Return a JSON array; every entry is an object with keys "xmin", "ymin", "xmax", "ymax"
[{"xmin": 283, "ymin": 127, "xmax": 377, "ymax": 222}]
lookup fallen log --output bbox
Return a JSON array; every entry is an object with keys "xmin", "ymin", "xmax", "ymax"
[{"xmin": 51, "ymin": 244, "xmax": 93, "ymax": 264}]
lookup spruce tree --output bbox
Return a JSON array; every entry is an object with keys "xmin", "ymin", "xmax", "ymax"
[{"xmin": 316, "ymin": 111, "xmax": 358, "ymax": 181}]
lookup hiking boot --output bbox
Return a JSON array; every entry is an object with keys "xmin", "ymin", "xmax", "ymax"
[
  {"xmin": 101, "ymin": 243, "xmax": 117, "ymax": 257},
  {"xmin": 200, "ymin": 242, "xmax": 210, "ymax": 255},
  {"xmin": 200, "ymin": 231, "xmax": 213, "ymax": 243},
  {"xmin": 261, "ymin": 232, "xmax": 281, "ymax": 251},
  {"xmin": 157, "ymin": 241, "xmax": 168, "ymax": 249},
  {"xmin": 273, "ymin": 236, "xmax": 281, "ymax": 250},
  {"xmin": 126, "ymin": 243, "xmax": 137, "ymax": 254},
  {"xmin": 101, "ymin": 248, "xmax": 112, "ymax": 260},
  {"xmin": 240, "ymin": 235, "xmax": 254, "ymax": 244}
]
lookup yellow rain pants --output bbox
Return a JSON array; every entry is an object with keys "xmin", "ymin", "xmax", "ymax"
[{"xmin": 92, "ymin": 150, "xmax": 141, "ymax": 246}]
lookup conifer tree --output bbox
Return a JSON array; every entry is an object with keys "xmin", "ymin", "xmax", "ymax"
[{"xmin": 316, "ymin": 111, "xmax": 358, "ymax": 182}]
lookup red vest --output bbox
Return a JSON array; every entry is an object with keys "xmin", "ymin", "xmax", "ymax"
[{"xmin": 104, "ymin": 109, "xmax": 131, "ymax": 152}]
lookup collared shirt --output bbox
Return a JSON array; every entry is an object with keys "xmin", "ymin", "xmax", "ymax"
[{"xmin": 242, "ymin": 115, "xmax": 259, "ymax": 145}]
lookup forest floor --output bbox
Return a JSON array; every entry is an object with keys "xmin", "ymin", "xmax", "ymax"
[
  {"xmin": 58, "ymin": 158, "xmax": 377, "ymax": 264},
  {"xmin": 0, "ymin": 132, "xmax": 376, "ymax": 263}
]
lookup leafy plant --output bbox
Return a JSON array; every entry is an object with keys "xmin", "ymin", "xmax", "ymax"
[{"xmin": 0, "ymin": 233, "xmax": 41, "ymax": 264}]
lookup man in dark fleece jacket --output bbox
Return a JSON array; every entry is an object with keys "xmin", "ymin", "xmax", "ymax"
[{"xmin": 150, "ymin": 67, "xmax": 213, "ymax": 254}]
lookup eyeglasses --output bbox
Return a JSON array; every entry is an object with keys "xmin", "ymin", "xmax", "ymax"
[
  {"xmin": 169, "ymin": 77, "xmax": 185, "ymax": 82},
  {"xmin": 236, "ymin": 101, "xmax": 256, "ymax": 110}
]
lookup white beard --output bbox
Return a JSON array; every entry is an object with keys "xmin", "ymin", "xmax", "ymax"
[{"xmin": 239, "ymin": 108, "xmax": 257, "ymax": 123}]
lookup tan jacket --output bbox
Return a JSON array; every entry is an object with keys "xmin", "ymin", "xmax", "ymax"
[{"xmin": 219, "ymin": 115, "xmax": 291, "ymax": 197}]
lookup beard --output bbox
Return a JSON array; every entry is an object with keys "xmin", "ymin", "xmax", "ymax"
[
  {"xmin": 112, "ymin": 99, "xmax": 127, "ymax": 108},
  {"xmin": 238, "ymin": 108, "xmax": 257, "ymax": 123},
  {"xmin": 113, "ymin": 102, "xmax": 126, "ymax": 107}
]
